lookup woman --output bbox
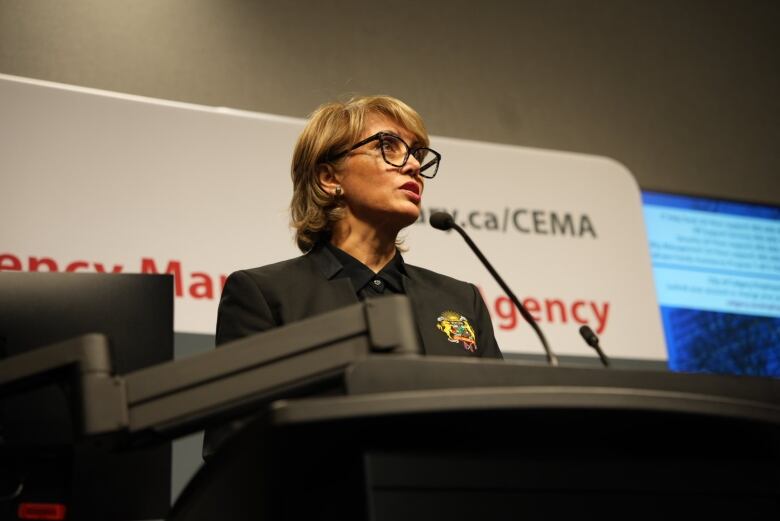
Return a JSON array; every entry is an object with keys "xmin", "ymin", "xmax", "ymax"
[
  {"xmin": 215, "ymin": 95, "xmax": 502, "ymax": 359},
  {"xmin": 204, "ymin": 95, "xmax": 502, "ymax": 458}
]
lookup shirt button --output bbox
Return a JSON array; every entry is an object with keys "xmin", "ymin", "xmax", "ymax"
[{"xmin": 372, "ymin": 279, "xmax": 383, "ymax": 286}]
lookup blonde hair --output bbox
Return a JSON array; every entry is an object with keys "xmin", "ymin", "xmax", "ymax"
[{"xmin": 290, "ymin": 95, "xmax": 429, "ymax": 252}]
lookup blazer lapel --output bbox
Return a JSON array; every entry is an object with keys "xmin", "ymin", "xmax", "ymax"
[
  {"xmin": 302, "ymin": 244, "xmax": 359, "ymax": 316},
  {"xmin": 402, "ymin": 274, "xmax": 464, "ymax": 357},
  {"xmin": 322, "ymin": 277, "xmax": 359, "ymax": 309}
]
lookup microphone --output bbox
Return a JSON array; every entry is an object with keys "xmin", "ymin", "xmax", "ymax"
[
  {"xmin": 429, "ymin": 212, "xmax": 455, "ymax": 231},
  {"xmin": 429, "ymin": 211, "xmax": 559, "ymax": 366},
  {"xmin": 578, "ymin": 325, "xmax": 610, "ymax": 367}
]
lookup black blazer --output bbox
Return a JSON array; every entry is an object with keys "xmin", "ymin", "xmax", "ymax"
[
  {"xmin": 216, "ymin": 244, "xmax": 502, "ymax": 358},
  {"xmin": 204, "ymin": 245, "xmax": 502, "ymax": 458}
]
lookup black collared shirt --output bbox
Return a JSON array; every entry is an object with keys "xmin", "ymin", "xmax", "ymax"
[{"xmin": 324, "ymin": 242, "xmax": 405, "ymax": 300}]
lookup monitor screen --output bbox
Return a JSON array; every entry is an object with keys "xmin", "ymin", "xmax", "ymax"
[
  {"xmin": 641, "ymin": 191, "xmax": 780, "ymax": 377},
  {"xmin": 0, "ymin": 272, "xmax": 174, "ymax": 520}
]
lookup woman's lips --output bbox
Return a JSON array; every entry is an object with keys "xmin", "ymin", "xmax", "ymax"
[{"xmin": 399, "ymin": 182, "xmax": 421, "ymax": 203}]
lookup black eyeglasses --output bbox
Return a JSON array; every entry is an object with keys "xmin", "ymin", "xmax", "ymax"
[{"xmin": 330, "ymin": 132, "xmax": 441, "ymax": 179}]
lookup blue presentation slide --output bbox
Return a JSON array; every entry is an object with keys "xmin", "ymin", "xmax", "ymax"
[{"xmin": 642, "ymin": 191, "xmax": 780, "ymax": 377}]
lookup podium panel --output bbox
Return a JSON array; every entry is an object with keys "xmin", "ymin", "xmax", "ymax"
[{"xmin": 170, "ymin": 359, "xmax": 780, "ymax": 520}]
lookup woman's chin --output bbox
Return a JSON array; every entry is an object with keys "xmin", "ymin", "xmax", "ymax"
[
  {"xmin": 395, "ymin": 201, "xmax": 421, "ymax": 224},
  {"xmin": 353, "ymin": 203, "xmax": 421, "ymax": 234},
  {"xmin": 377, "ymin": 210, "xmax": 420, "ymax": 234}
]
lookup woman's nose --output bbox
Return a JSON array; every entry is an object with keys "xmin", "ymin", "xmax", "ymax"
[{"xmin": 401, "ymin": 154, "xmax": 422, "ymax": 177}]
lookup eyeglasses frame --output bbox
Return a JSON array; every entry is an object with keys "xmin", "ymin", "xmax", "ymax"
[{"xmin": 329, "ymin": 132, "xmax": 441, "ymax": 179}]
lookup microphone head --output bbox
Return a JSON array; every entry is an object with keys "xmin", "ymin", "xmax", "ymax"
[
  {"xmin": 578, "ymin": 325, "xmax": 599, "ymax": 348},
  {"xmin": 429, "ymin": 212, "xmax": 455, "ymax": 231}
]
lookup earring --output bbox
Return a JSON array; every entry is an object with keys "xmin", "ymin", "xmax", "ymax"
[{"xmin": 334, "ymin": 186, "xmax": 343, "ymax": 197}]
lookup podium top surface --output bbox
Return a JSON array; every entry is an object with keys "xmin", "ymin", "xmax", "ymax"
[{"xmin": 271, "ymin": 356, "xmax": 780, "ymax": 426}]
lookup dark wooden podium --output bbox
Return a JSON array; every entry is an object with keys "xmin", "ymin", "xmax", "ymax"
[{"xmin": 170, "ymin": 357, "xmax": 780, "ymax": 520}]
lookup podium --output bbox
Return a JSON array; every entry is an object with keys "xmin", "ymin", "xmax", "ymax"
[
  {"xmin": 1, "ymin": 295, "xmax": 778, "ymax": 520},
  {"xmin": 170, "ymin": 357, "xmax": 780, "ymax": 520}
]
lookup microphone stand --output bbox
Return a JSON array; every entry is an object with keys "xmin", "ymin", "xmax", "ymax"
[{"xmin": 447, "ymin": 221, "xmax": 559, "ymax": 367}]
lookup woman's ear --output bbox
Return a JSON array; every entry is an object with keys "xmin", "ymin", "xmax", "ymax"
[{"xmin": 317, "ymin": 164, "xmax": 342, "ymax": 197}]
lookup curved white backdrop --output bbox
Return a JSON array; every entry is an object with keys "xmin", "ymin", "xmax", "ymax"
[{"xmin": 0, "ymin": 74, "xmax": 665, "ymax": 360}]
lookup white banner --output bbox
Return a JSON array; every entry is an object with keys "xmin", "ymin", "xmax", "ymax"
[{"xmin": 0, "ymin": 74, "xmax": 665, "ymax": 360}]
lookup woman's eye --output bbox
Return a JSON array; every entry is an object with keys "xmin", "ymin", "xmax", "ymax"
[{"xmin": 382, "ymin": 138, "xmax": 403, "ymax": 154}]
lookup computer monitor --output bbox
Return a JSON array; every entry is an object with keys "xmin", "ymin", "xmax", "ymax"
[
  {"xmin": 0, "ymin": 272, "xmax": 174, "ymax": 520},
  {"xmin": 641, "ymin": 190, "xmax": 780, "ymax": 377}
]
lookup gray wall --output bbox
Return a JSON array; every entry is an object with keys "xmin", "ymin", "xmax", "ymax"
[{"xmin": 2, "ymin": 0, "xmax": 778, "ymax": 203}]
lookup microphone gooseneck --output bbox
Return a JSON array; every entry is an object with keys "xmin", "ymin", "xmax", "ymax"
[
  {"xmin": 429, "ymin": 211, "xmax": 558, "ymax": 366},
  {"xmin": 579, "ymin": 325, "xmax": 610, "ymax": 367}
]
